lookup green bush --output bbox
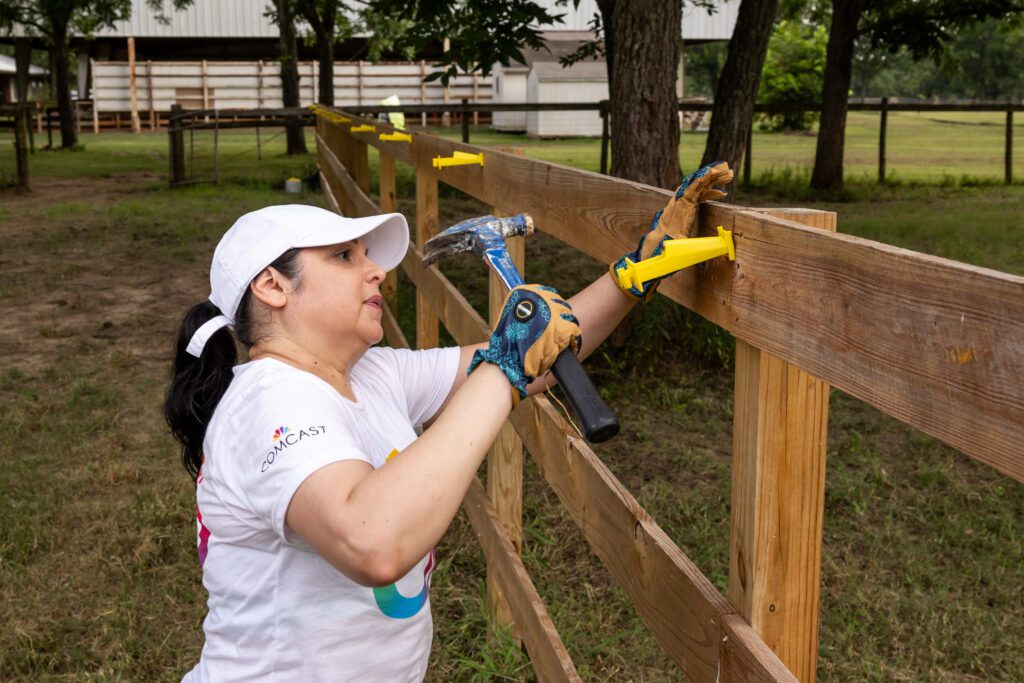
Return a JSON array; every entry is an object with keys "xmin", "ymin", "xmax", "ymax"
[{"xmin": 758, "ymin": 20, "xmax": 828, "ymax": 132}]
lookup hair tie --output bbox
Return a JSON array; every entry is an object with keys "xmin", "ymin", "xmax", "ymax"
[{"xmin": 186, "ymin": 315, "xmax": 232, "ymax": 358}]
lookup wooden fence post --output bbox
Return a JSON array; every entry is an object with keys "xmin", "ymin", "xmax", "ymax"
[
  {"xmin": 727, "ymin": 209, "xmax": 836, "ymax": 683},
  {"xmin": 168, "ymin": 104, "xmax": 185, "ymax": 186},
  {"xmin": 379, "ymin": 153, "xmax": 399, "ymax": 316},
  {"xmin": 487, "ymin": 147, "xmax": 526, "ymax": 643},
  {"xmin": 351, "ymin": 136, "xmax": 370, "ymax": 197},
  {"xmin": 415, "ymin": 166, "xmax": 439, "ymax": 348},
  {"xmin": 878, "ymin": 97, "xmax": 888, "ymax": 184},
  {"xmin": 128, "ymin": 36, "xmax": 141, "ymax": 134},
  {"xmin": 14, "ymin": 104, "xmax": 30, "ymax": 191},
  {"xmin": 1006, "ymin": 107, "xmax": 1013, "ymax": 186}
]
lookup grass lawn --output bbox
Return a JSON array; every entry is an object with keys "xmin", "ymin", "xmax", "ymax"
[{"xmin": 0, "ymin": 129, "xmax": 1021, "ymax": 681}]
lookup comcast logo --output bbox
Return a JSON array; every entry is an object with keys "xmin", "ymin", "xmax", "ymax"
[{"xmin": 272, "ymin": 426, "xmax": 290, "ymax": 442}]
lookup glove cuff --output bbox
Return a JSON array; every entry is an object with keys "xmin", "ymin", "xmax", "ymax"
[
  {"xmin": 608, "ymin": 256, "xmax": 660, "ymax": 303},
  {"xmin": 468, "ymin": 347, "xmax": 530, "ymax": 399}
]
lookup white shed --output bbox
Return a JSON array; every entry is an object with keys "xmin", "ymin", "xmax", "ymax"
[
  {"xmin": 492, "ymin": 66, "xmax": 529, "ymax": 131},
  {"xmin": 525, "ymin": 61, "xmax": 607, "ymax": 138}
]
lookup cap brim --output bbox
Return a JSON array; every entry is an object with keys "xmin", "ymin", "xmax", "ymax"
[{"xmin": 293, "ymin": 213, "xmax": 410, "ymax": 272}]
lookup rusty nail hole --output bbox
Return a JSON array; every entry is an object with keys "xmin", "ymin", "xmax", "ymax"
[{"xmin": 769, "ymin": 603, "xmax": 777, "ymax": 613}]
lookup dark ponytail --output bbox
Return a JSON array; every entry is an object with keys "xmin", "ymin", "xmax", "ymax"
[
  {"xmin": 164, "ymin": 301, "xmax": 238, "ymax": 480},
  {"xmin": 165, "ymin": 248, "xmax": 303, "ymax": 480}
]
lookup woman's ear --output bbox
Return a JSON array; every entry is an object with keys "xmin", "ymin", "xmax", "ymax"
[{"xmin": 250, "ymin": 267, "xmax": 291, "ymax": 310}]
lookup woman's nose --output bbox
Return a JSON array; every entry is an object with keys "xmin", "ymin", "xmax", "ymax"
[{"xmin": 366, "ymin": 259, "xmax": 386, "ymax": 283}]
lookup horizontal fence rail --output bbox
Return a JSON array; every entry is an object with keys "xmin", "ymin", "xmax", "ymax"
[{"xmin": 311, "ymin": 104, "xmax": 1021, "ymax": 681}]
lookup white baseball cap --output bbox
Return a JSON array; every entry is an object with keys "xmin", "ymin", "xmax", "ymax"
[{"xmin": 186, "ymin": 204, "xmax": 409, "ymax": 357}]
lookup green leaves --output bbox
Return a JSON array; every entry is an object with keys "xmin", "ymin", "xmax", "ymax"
[{"xmin": 363, "ymin": 0, "xmax": 570, "ymax": 85}]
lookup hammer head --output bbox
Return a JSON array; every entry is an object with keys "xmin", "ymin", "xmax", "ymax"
[{"xmin": 421, "ymin": 213, "xmax": 534, "ymax": 267}]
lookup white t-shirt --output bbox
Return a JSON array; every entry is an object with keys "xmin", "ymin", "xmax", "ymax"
[{"xmin": 183, "ymin": 346, "xmax": 460, "ymax": 683}]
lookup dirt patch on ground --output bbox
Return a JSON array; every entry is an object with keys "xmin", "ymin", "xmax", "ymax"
[{"xmin": 0, "ymin": 174, "xmax": 205, "ymax": 377}]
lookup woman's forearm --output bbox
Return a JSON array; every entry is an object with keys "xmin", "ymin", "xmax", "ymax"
[{"xmin": 333, "ymin": 363, "xmax": 513, "ymax": 582}]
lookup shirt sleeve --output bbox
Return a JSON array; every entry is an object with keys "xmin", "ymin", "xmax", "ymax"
[
  {"xmin": 229, "ymin": 374, "xmax": 371, "ymax": 541},
  {"xmin": 373, "ymin": 346, "xmax": 461, "ymax": 426}
]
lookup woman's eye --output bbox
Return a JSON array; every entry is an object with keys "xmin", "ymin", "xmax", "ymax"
[{"xmin": 336, "ymin": 250, "xmax": 351, "ymax": 261}]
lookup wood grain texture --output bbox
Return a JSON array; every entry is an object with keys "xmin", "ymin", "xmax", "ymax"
[
  {"xmin": 463, "ymin": 479, "xmax": 582, "ymax": 682},
  {"xmin": 509, "ymin": 395, "xmax": 735, "ymax": 682},
  {"xmin": 687, "ymin": 206, "xmax": 1024, "ymax": 481},
  {"xmin": 727, "ymin": 209, "xmax": 833, "ymax": 682},
  {"xmin": 730, "ymin": 341, "xmax": 830, "ymax": 683},
  {"xmin": 720, "ymin": 614, "xmax": 801, "ymax": 683},
  {"xmin": 318, "ymin": 170, "xmax": 341, "ymax": 215},
  {"xmin": 415, "ymin": 165, "xmax": 440, "ymax": 349}
]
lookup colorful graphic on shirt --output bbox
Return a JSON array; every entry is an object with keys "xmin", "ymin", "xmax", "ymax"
[
  {"xmin": 196, "ymin": 457, "xmax": 210, "ymax": 566},
  {"xmin": 373, "ymin": 549, "xmax": 436, "ymax": 619},
  {"xmin": 273, "ymin": 426, "xmax": 290, "ymax": 441},
  {"xmin": 372, "ymin": 448, "xmax": 435, "ymax": 618},
  {"xmin": 197, "ymin": 508, "xmax": 211, "ymax": 566}
]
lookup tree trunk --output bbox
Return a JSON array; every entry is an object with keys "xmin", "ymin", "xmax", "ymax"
[
  {"xmin": 315, "ymin": 25, "xmax": 335, "ymax": 106},
  {"xmin": 300, "ymin": 0, "xmax": 338, "ymax": 106},
  {"xmin": 14, "ymin": 39, "xmax": 31, "ymax": 102},
  {"xmin": 810, "ymin": 0, "xmax": 866, "ymax": 190},
  {"xmin": 274, "ymin": 0, "xmax": 308, "ymax": 155},
  {"xmin": 600, "ymin": 0, "xmax": 682, "ymax": 189},
  {"xmin": 51, "ymin": 21, "xmax": 77, "ymax": 149},
  {"xmin": 701, "ymin": 0, "xmax": 779, "ymax": 194}
]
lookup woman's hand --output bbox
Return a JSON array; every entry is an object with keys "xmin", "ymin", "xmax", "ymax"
[{"xmin": 468, "ymin": 284, "xmax": 581, "ymax": 402}]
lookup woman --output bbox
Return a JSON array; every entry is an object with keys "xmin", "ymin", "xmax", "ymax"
[{"xmin": 165, "ymin": 164, "xmax": 728, "ymax": 682}]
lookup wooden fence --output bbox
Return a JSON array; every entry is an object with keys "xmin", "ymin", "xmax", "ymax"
[
  {"xmin": 311, "ymin": 105, "xmax": 1024, "ymax": 681},
  {"xmin": 89, "ymin": 59, "xmax": 492, "ymax": 132}
]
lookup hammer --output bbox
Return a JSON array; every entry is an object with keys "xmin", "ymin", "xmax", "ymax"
[{"xmin": 423, "ymin": 213, "xmax": 620, "ymax": 443}]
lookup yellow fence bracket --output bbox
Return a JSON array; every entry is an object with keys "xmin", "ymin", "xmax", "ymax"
[
  {"xmin": 433, "ymin": 151, "xmax": 485, "ymax": 169},
  {"xmin": 380, "ymin": 131, "xmax": 413, "ymax": 143},
  {"xmin": 350, "ymin": 124, "xmax": 376, "ymax": 133},
  {"xmin": 613, "ymin": 226, "xmax": 734, "ymax": 293}
]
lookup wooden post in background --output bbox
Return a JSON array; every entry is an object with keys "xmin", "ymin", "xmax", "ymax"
[
  {"xmin": 727, "ymin": 208, "xmax": 836, "ymax": 683},
  {"xmin": 146, "ymin": 60, "xmax": 156, "ymax": 130},
  {"xmin": 1005, "ymin": 107, "xmax": 1013, "ymax": 186},
  {"xmin": 14, "ymin": 104, "xmax": 30, "ymax": 191},
  {"xmin": 878, "ymin": 97, "xmax": 888, "ymax": 184},
  {"xmin": 90, "ymin": 59, "xmax": 100, "ymax": 134},
  {"xmin": 127, "ymin": 37, "xmax": 141, "ymax": 133},
  {"xmin": 351, "ymin": 136, "xmax": 370, "ymax": 197},
  {"xmin": 415, "ymin": 166, "xmax": 439, "ymax": 349},
  {"xmin": 379, "ymin": 153, "xmax": 399, "ymax": 317},
  {"xmin": 486, "ymin": 147, "xmax": 526, "ymax": 643},
  {"xmin": 168, "ymin": 104, "xmax": 185, "ymax": 186}
]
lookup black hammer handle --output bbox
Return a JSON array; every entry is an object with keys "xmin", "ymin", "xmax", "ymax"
[{"xmin": 550, "ymin": 349, "xmax": 620, "ymax": 443}]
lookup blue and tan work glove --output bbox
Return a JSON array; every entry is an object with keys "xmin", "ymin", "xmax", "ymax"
[
  {"xmin": 468, "ymin": 284, "xmax": 582, "ymax": 405},
  {"xmin": 610, "ymin": 161, "xmax": 734, "ymax": 301}
]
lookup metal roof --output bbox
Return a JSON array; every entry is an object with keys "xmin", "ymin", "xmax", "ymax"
[
  {"xmin": 0, "ymin": 53, "xmax": 47, "ymax": 75},
  {"xmin": 5, "ymin": 0, "xmax": 737, "ymax": 42},
  {"xmin": 541, "ymin": 0, "xmax": 739, "ymax": 41},
  {"xmin": 91, "ymin": 0, "xmax": 282, "ymax": 38}
]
